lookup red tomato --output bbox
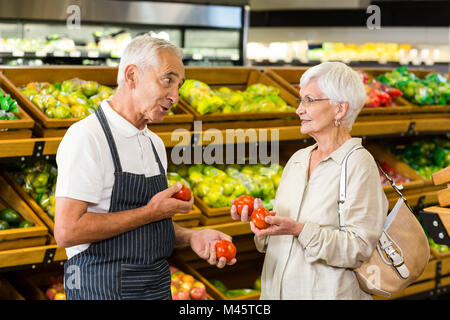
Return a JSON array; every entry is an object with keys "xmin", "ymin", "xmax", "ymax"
[
  {"xmin": 172, "ymin": 184, "xmax": 192, "ymax": 201},
  {"xmin": 251, "ymin": 207, "xmax": 270, "ymax": 229},
  {"xmin": 215, "ymin": 240, "xmax": 236, "ymax": 261},
  {"xmin": 234, "ymin": 195, "xmax": 254, "ymax": 215}
]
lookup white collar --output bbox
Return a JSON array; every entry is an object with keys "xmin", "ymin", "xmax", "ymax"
[{"xmin": 100, "ymin": 100, "xmax": 152, "ymax": 139}]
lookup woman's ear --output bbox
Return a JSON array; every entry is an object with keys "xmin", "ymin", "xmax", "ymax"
[{"xmin": 336, "ymin": 101, "xmax": 349, "ymax": 121}]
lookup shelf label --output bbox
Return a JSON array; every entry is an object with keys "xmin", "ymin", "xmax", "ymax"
[
  {"xmin": 69, "ymin": 51, "xmax": 81, "ymax": 57},
  {"xmin": 12, "ymin": 50, "xmax": 24, "ymax": 57},
  {"xmin": 53, "ymin": 51, "xmax": 65, "ymax": 57},
  {"xmin": 87, "ymin": 51, "xmax": 100, "ymax": 58},
  {"xmin": 35, "ymin": 50, "xmax": 47, "ymax": 57}
]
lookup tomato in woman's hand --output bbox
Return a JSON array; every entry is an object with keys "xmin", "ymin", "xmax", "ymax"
[
  {"xmin": 172, "ymin": 184, "xmax": 192, "ymax": 201},
  {"xmin": 234, "ymin": 195, "xmax": 254, "ymax": 215},
  {"xmin": 251, "ymin": 207, "xmax": 270, "ymax": 229},
  {"xmin": 215, "ymin": 240, "xmax": 236, "ymax": 261}
]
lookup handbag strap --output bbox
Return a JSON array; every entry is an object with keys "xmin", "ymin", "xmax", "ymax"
[
  {"xmin": 338, "ymin": 145, "xmax": 364, "ymax": 231},
  {"xmin": 338, "ymin": 145, "xmax": 411, "ymax": 230}
]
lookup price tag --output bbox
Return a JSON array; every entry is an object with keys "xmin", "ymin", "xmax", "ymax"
[
  {"xmin": 69, "ymin": 51, "xmax": 81, "ymax": 57},
  {"xmin": 53, "ymin": 51, "xmax": 65, "ymax": 57},
  {"xmin": 88, "ymin": 51, "xmax": 100, "ymax": 58},
  {"xmin": 35, "ymin": 50, "xmax": 47, "ymax": 57},
  {"xmin": 12, "ymin": 50, "xmax": 24, "ymax": 57}
]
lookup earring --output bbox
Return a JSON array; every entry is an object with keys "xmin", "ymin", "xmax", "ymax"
[{"xmin": 334, "ymin": 119, "xmax": 341, "ymax": 127}]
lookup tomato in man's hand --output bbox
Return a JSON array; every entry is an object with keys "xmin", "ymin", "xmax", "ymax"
[
  {"xmin": 251, "ymin": 207, "xmax": 270, "ymax": 229},
  {"xmin": 215, "ymin": 240, "xmax": 236, "ymax": 261},
  {"xmin": 234, "ymin": 195, "xmax": 254, "ymax": 215},
  {"xmin": 172, "ymin": 184, "xmax": 192, "ymax": 201}
]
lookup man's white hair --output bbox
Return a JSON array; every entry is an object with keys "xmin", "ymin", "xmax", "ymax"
[
  {"xmin": 300, "ymin": 61, "xmax": 366, "ymax": 130},
  {"xmin": 117, "ymin": 34, "xmax": 183, "ymax": 87}
]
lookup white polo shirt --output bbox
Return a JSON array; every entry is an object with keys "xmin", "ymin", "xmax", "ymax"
[{"xmin": 55, "ymin": 100, "xmax": 168, "ymax": 259}]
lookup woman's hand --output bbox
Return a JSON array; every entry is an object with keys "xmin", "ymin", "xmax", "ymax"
[
  {"xmin": 230, "ymin": 197, "xmax": 263, "ymax": 222},
  {"xmin": 190, "ymin": 229, "xmax": 237, "ymax": 269},
  {"xmin": 251, "ymin": 214, "xmax": 304, "ymax": 238}
]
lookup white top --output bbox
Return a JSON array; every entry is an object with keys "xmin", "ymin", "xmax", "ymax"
[
  {"xmin": 56, "ymin": 100, "xmax": 167, "ymax": 260},
  {"xmin": 255, "ymin": 138, "xmax": 388, "ymax": 300}
]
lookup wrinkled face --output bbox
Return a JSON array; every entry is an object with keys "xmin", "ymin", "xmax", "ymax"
[
  {"xmin": 296, "ymin": 79, "xmax": 339, "ymax": 136},
  {"xmin": 132, "ymin": 49, "xmax": 185, "ymax": 123}
]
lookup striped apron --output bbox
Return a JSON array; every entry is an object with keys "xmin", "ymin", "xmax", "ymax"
[{"xmin": 64, "ymin": 105, "xmax": 175, "ymax": 300}]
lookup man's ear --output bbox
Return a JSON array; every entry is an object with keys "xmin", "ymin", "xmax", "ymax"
[{"xmin": 123, "ymin": 64, "xmax": 139, "ymax": 88}]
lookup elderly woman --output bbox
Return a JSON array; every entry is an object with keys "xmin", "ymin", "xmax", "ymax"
[{"xmin": 231, "ymin": 61, "xmax": 388, "ymax": 300}]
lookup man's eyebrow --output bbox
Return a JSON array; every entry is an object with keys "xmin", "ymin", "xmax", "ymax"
[{"xmin": 165, "ymin": 71, "xmax": 180, "ymax": 78}]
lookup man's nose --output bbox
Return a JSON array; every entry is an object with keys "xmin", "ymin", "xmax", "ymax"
[{"xmin": 167, "ymin": 86, "xmax": 179, "ymax": 104}]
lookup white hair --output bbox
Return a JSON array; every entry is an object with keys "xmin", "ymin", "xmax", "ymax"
[
  {"xmin": 117, "ymin": 34, "xmax": 183, "ymax": 87},
  {"xmin": 300, "ymin": 62, "xmax": 366, "ymax": 130}
]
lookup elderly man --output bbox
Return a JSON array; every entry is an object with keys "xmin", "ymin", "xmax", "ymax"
[{"xmin": 55, "ymin": 35, "xmax": 235, "ymax": 300}]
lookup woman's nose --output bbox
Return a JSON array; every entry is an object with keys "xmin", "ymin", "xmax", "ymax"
[{"xmin": 296, "ymin": 103, "xmax": 304, "ymax": 116}]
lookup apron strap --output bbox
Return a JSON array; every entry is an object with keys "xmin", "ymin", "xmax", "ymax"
[
  {"xmin": 95, "ymin": 104, "xmax": 123, "ymax": 173},
  {"xmin": 148, "ymin": 137, "xmax": 166, "ymax": 176}
]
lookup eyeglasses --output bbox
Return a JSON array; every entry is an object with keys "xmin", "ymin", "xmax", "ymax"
[{"xmin": 297, "ymin": 96, "xmax": 336, "ymax": 108}]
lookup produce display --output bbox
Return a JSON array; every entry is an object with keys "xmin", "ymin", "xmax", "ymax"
[
  {"xmin": 14, "ymin": 161, "xmax": 57, "ymax": 219},
  {"xmin": 215, "ymin": 240, "xmax": 237, "ymax": 262},
  {"xmin": 179, "ymin": 80, "xmax": 295, "ymax": 115},
  {"xmin": 19, "ymin": 79, "xmax": 116, "ymax": 119},
  {"xmin": 378, "ymin": 161, "xmax": 410, "ymax": 186},
  {"xmin": 376, "ymin": 67, "xmax": 450, "ymax": 106},
  {"xmin": 359, "ymin": 70, "xmax": 403, "ymax": 108},
  {"xmin": 0, "ymin": 91, "xmax": 20, "ymax": 121},
  {"xmin": 44, "ymin": 275, "xmax": 66, "ymax": 300},
  {"xmin": 0, "ymin": 208, "xmax": 34, "ymax": 230},
  {"xmin": 167, "ymin": 163, "xmax": 283, "ymax": 209},
  {"xmin": 389, "ymin": 137, "xmax": 450, "ymax": 180},
  {"xmin": 209, "ymin": 278, "xmax": 260, "ymax": 298},
  {"xmin": 170, "ymin": 266, "xmax": 208, "ymax": 300},
  {"xmin": 428, "ymin": 238, "xmax": 450, "ymax": 255}
]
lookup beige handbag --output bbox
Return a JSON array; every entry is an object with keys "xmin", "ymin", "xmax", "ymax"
[{"xmin": 339, "ymin": 146, "xmax": 430, "ymax": 297}]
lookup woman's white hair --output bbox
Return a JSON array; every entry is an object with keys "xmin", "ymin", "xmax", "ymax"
[
  {"xmin": 300, "ymin": 61, "xmax": 366, "ymax": 130},
  {"xmin": 117, "ymin": 34, "xmax": 183, "ymax": 87}
]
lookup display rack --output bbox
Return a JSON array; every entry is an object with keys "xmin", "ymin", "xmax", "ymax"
[{"xmin": 0, "ymin": 65, "xmax": 448, "ymax": 301}]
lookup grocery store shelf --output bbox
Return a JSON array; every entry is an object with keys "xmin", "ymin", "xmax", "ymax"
[
  {"xmin": 193, "ymin": 221, "xmax": 251, "ymax": 237},
  {"xmin": 0, "ymin": 245, "xmax": 67, "ymax": 272}
]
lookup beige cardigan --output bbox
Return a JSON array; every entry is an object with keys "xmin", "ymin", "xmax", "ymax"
[{"xmin": 255, "ymin": 138, "xmax": 388, "ymax": 300}]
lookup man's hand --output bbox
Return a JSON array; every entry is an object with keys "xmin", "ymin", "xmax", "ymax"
[
  {"xmin": 147, "ymin": 182, "xmax": 194, "ymax": 221},
  {"xmin": 190, "ymin": 229, "xmax": 237, "ymax": 269}
]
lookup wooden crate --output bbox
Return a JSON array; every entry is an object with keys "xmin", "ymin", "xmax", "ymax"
[
  {"xmin": 365, "ymin": 68, "xmax": 450, "ymax": 113},
  {"xmin": 0, "ymin": 274, "xmax": 25, "ymax": 300},
  {"xmin": 179, "ymin": 250, "xmax": 263, "ymax": 300},
  {"xmin": 0, "ymin": 175, "xmax": 49, "ymax": 251},
  {"xmin": 0, "ymin": 88, "xmax": 34, "ymax": 140},
  {"xmin": 0, "ymin": 66, "xmax": 194, "ymax": 137},
  {"xmin": 180, "ymin": 67, "xmax": 298, "ymax": 125},
  {"xmin": 11, "ymin": 264, "xmax": 64, "ymax": 300},
  {"xmin": 364, "ymin": 143, "xmax": 426, "ymax": 198},
  {"xmin": 193, "ymin": 194, "xmax": 236, "ymax": 226},
  {"xmin": 172, "ymin": 204, "xmax": 202, "ymax": 228},
  {"xmin": 264, "ymin": 67, "xmax": 413, "ymax": 116},
  {"xmin": 2, "ymin": 171, "xmax": 55, "ymax": 234}
]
